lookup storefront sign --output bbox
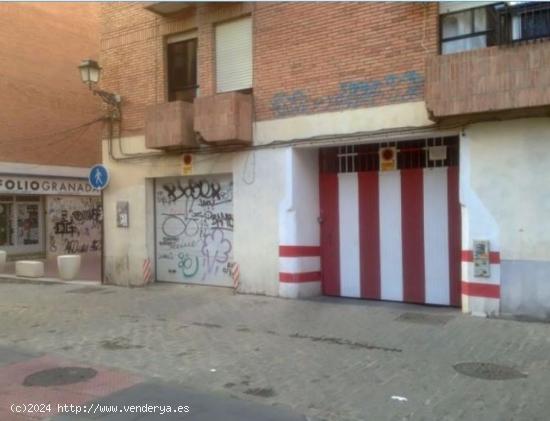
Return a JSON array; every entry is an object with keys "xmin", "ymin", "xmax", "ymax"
[{"xmin": 0, "ymin": 175, "xmax": 99, "ymax": 196}]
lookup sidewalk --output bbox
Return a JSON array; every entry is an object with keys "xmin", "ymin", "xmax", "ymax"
[
  {"xmin": 0, "ymin": 345, "xmax": 305, "ymax": 421},
  {"xmin": 0, "ymin": 281, "xmax": 549, "ymax": 421}
]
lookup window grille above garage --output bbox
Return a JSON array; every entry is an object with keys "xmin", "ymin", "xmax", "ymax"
[{"xmin": 319, "ymin": 137, "xmax": 459, "ymax": 174}]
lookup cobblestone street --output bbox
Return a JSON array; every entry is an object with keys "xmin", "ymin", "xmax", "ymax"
[{"xmin": 1, "ymin": 281, "xmax": 549, "ymax": 420}]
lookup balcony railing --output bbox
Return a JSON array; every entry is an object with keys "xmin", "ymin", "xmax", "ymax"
[{"xmin": 496, "ymin": 2, "xmax": 550, "ymax": 44}]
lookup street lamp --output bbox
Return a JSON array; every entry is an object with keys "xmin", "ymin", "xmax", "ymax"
[
  {"xmin": 78, "ymin": 58, "xmax": 121, "ymax": 119},
  {"xmin": 78, "ymin": 59, "xmax": 102, "ymax": 89}
]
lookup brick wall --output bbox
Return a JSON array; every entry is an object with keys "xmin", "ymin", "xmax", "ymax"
[
  {"xmin": 0, "ymin": 3, "xmax": 102, "ymax": 167},
  {"xmin": 255, "ymin": 2, "xmax": 438, "ymax": 119},
  {"xmin": 100, "ymin": 2, "xmax": 438, "ymax": 135}
]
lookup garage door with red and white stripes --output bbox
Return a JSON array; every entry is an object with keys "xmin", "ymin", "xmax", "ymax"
[{"xmin": 319, "ymin": 137, "xmax": 461, "ymax": 306}]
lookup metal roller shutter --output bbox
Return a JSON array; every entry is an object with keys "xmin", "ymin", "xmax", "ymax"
[{"xmin": 154, "ymin": 175, "xmax": 234, "ymax": 287}]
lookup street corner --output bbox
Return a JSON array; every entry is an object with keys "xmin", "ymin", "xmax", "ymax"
[{"xmin": 0, "ymin": 348, "xmax": 142, "ymax": 420}]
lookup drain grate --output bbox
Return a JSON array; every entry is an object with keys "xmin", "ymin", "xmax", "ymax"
[
  {"xmin": 23, "ymin": 367, "xmax": 97, "ymax": 387},
  {"xmin": 395, "ymin": 312, "xmax": 454, "ymax": 326},
  {"xmin": 453, "ymin": 362, "xmax": 527, "ymax": 380}
]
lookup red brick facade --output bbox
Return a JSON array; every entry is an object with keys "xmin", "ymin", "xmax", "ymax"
[
  {"xmin": 100, "ymin": 2, "xmax": 438, "ymax": 135},
  {"xmin": 0, "ymin": 3, "xmax": 101, "ymax": 167}
]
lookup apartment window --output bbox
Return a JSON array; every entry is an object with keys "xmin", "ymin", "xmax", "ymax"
[
  {"xmin": 440, "ymin": 6, "xmax": 496, "ymax": 54},
  {"xmin": 502, "ymin": 2, "xmax": 550, "ymax": 42},
  {"xmin": 167, "ymin": 35, "xmax": 197, "ymax": 102},
  {"xmin": 440, "ymin": 2, "xmax": 550, "ymax": 53},
  {"xmin": 215, "ymin": 17, "xmax": 253, "ymax": 93}
]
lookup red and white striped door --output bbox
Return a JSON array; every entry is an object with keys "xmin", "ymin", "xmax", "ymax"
[{"xmin": 320, "ymin": 161, "xmax": 461, "ymax": 306}]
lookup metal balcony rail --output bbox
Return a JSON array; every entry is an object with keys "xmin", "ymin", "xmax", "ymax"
[{"xmin": 496, "ymin": 2, "xmax": 550, "ymax": 44}]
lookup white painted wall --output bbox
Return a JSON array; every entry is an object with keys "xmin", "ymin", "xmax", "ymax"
[
  {"xmin": 255, "ymin": 101, "xmax": 432, "ymax": 144},
  {"xmin": 461, "ymin": 117, "xmax": 550, "ymax": 318},
  {"xmin": 278, "ymin": 148, "xmax": 320, "ymax": 246},
  {"xmin": 463, "ymin": 118, "xmax": 550, "ymax": 261}
]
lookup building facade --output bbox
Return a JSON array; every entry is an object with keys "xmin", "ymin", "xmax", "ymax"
[
  {"xmin": 100, "ymin": 1, "xmax": 550, "ymax": 319},
  {"xmin": 0, "ymin": 3, "xmax": 102, "ymax": 260}
]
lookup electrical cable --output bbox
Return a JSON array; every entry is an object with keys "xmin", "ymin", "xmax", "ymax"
[
  {"xmin": 2, "ymin": 119, "xmax": 104, "ymax": 156},
  {"xmin": 0, "ymin": 117, "xmax": 105, "ymax": 146}
]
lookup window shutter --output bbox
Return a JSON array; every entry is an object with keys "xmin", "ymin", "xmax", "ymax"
[{"xmin": 215, "ymin": 17, "xmax": 252, "ymax": 93}]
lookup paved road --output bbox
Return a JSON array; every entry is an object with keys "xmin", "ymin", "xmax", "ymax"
[
  {"xmin": 0, "ymin": 281, "xmax": 549, "ymax": 420},
  {"xmin": 0, "ymin": 344, "xmax": 305, "ymax": 421}
]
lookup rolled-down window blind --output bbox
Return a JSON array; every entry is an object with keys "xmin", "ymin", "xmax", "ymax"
[{"xmin": 215, "ymin": 17, "xmax": 252, "ymax": 93}]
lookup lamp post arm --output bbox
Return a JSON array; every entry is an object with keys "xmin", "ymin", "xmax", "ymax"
[
  {"xmin": 92, "ymin": 89, "xmax": 121, "ymax": 107},
  {"xmin": 91, "ymin": 88, "xmax": 121, "ymax": 120}
]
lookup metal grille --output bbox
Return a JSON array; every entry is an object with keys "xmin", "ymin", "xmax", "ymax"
[
  {"xmin": 320, "ymin": 136, "xmax": 459, "ymax": 174},
  {"xmin": 496, "ymin": 2, "xmax": 550, "ymax": 44}
]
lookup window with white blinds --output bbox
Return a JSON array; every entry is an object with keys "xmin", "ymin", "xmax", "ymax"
[{"xmin": 215, "ymin": 17, "xmax": 252, "ymax": 93}]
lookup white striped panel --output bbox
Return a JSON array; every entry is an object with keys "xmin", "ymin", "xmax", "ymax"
[
  {"xmin": 423, "ymin": 168, "xmax": 450, "ymax": 305},
  {"xmin": 279, "ymin": 256, "xmax": 321, "ymax": 273},
  {"xmin": 338, "ymin": 173, "xmax": 361, "ymax": 298},
  {"xmin": 379, "ymin": 171, "xmax": 403, "ymax": 301}
]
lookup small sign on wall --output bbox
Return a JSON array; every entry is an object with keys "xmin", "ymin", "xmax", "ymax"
[
  {"xmin": 182, "ymin": 154, "xmax": 193, "ymax": 175},
  {"xmin": 473, "ymin": 240, "xmax": 490, "ymax": 278},
  {"xmin": 379, "ymin": 147, "xmax": 397, "ymax": 171},
  {"xmin": 116, "ymin": 201, "xmax": 129, "ymax": 228}
]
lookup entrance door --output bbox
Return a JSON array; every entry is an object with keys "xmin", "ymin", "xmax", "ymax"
[
  {"xmin": 319, "ymin": 138, "xmax": 461, "ymax": 306},
  {"xmin": 154, "ymin": 175, "xmax": 234, "ymax": 286}
]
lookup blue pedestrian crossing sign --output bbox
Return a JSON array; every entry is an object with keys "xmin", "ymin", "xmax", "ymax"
[{"xmin": 89, "ymin": 164, "xmax": 110, "ymax": 190}]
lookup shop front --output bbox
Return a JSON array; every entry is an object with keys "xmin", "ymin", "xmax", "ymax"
[{"xmin": 0, "ymin": 174, "xmax": 101, "ymax": 258}]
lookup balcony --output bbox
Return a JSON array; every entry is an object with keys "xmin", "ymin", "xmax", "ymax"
[
  {"xmin": 145, "ymin": 101, "xmax": 196, "ymax": 150},
  {"xmin": 425, "ymin": 42, "xmax": 550, "ymax": 119},
  {"xmin": 144, "ymin": 2, "xmax": 195, "ymax": 16},
  {"xmin": 194, "ymin": 92, "xmax": 253, "ymax": 145}
]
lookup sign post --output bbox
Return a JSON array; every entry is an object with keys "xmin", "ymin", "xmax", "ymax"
[{"xmin": 88, "ymin": 164, "xmax": 110, "ymax": 191}]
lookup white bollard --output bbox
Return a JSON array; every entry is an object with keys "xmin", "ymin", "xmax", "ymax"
[
  {"xmin": 57, "ymin": 255, "xmax": 82, "ymax": 281},
  {"xmin": 15, "ymin": 261, "xmax": 45, "ymax": 278}
]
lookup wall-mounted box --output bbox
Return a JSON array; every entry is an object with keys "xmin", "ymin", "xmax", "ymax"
[{"xmin": 473, "ymin": 240, "xmax": 490, "ymax": 278}]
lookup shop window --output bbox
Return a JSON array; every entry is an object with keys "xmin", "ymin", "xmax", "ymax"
[
  {"xmin": 16, "ymin": 203, "xmax": 39, "ymax": 245},
  {"xmin": 0, "ymin": 195, "xmax": 42, "ymax": 249}
]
